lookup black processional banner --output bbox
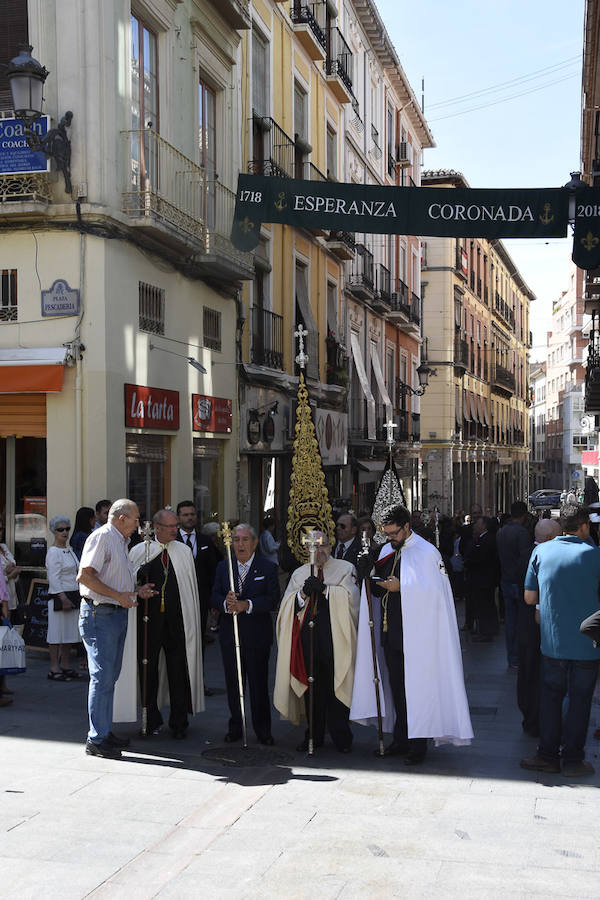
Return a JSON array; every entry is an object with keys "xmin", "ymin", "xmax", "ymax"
[
  {"xmin": 573, "ymin": 188, "xmax": 600, "ymax": 270},
  {"xmin": 231, "ymin": 174, "xmax": 571, "ymax": 252}
]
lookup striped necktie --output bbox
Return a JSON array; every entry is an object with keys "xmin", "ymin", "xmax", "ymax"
[{"xmin": 238, "ymin": 562, "xmax": 248, "ymax": 591}]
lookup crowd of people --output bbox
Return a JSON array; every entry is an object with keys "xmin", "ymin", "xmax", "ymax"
[{"xmin": 2, "ymin": 495, "xmax": 600, "ymax": 777}]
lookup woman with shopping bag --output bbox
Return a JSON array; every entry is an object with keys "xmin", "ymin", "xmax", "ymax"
[{"xmin": 0, "ymin": 565, "xmax": 25, "ymax": 705}]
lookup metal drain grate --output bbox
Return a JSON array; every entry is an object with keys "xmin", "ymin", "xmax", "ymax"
[
  {"xmin": 202, "ymin": 746, "xmax": 294, "ymax": 767},
  {"xmin": 469, "ymin": 706, "xmax": 498, "ymax": 716}
]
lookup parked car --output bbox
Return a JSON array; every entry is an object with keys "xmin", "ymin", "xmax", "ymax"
[{"xmin": 528, "ymin": 489, "xmax": 562, "ymax": 509}]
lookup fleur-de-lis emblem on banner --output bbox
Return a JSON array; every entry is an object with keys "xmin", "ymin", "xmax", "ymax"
[{"xmin": 582, "ymin": 231, "xmax": 600, "ymax": 252}]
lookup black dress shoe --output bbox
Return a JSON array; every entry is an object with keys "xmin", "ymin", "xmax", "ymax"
[
  {"xmin": 224, "ymin": 732, "xmax": 242, "ymax": 743},
  {"xmin": 204, "ymin": 687, "xmax": 215, "ymax": 697},
  {"xmin": 106, "ymin": 731, "xmax": 130, "ymax": 748},
  {"xmin": 258, "ymin": 735, "xmax": 275, "ymax": 746},
  {"xmin": 85, "ymin": 739, "xmax": 121, "ymax": 760}
]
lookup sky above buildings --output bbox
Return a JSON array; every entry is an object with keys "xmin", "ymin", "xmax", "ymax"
[{"xmin": 375, "ymin": 0, "xmax": 584, "ymax": 360}]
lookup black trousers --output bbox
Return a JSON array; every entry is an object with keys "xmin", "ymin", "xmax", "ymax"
[
  {"xmin": 137, "ymin": 611, "xmax": 191, "ymax": 733},
  {"xmin": 517, "ymin": 602, "xmax": 541, "ymax": 734},
  {"xmin": 220, "ymin": 639, "xmax": 272, "ymax": 741},
  {"xmin": 384, "ymin": 641, "xmax": 427, "ymax": 759},
  {"xmin": 473, "ymin": 585, "xmax": 499, "ymax": 637}
]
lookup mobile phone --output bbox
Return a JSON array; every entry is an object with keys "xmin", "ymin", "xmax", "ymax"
[{"xmin": 370, "ymin": 575, "xmax": 383, "ymax": 582}]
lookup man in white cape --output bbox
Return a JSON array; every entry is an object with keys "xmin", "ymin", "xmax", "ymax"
[
  {"xmin": 351, "ymin": 503, "xmax": 473, "ymax": 763},
  {"xmin": 274, "ymin": 531, "xmax": 360, "ymax": 752},
  {"xmin": 114, "ymin": 509, "xmax": 204, "ymax": 735}
]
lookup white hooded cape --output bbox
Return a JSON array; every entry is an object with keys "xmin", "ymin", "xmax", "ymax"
[
  {"xmin": 274, "ymin": 557, "xmax": 360, "ymax": 726},
  {"xmin": 113, "ymin": 540, "xmax": 204, "ymax": 722},
  {"xmin": 350, "ymin": 533, "xmax": 473, "ymax": 746}
]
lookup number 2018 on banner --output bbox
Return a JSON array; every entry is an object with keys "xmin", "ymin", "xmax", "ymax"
[
  {"xmin": 578, "ymin": 204, "xmax": 600, "ymax": 217},
  {"xmin": 239, "ymin": 190, "xmax": 262, "ymax": 202}
]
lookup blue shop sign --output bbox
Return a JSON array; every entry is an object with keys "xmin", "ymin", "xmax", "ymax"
[
  {"xmin": 0, "ymin": 117, "xmax": 50, "ymax": 175},
  {"xmin": 41, "ymin": 280, "xmax": 80, "ymax": 318}
]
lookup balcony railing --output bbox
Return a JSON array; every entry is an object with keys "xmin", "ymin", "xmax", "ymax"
[
  {"xmin": 249, "ymin": 116, "xmax": 295, "ymax": 178},
  {"xmin": 410, "ymin": 292, "xmax": 421, "ymax": 324},
  {"xmin": 370, "ymin": 124, "xmax": 382, "ymax": 159},
  {"xmin": 494, "ymin": 292, "xmax": 515, "ymax": 329},
  {"xmin": 454, "ymin": 337, "xmax": 469, "ymax": 369},
  {"xmin": 391, "ymin": 278, "xmax": 410, "ymax": 315},
  {"xmin": 347, "ymin": 243, "xmax": 374, "ymax": 295},
  {"xmin": 251, "ymin": 307, "xmax": 284, "ymax": 371},
  {"xmin": 411, "ymin": 413, "xmax": 420, "ymax": 443},
  {"xmin": 290, "ymin": 2, "xmax": 327, "ymax": 49},
  {"xmin": 492, "ymin": 364, "xmax": 516, "ymax": 394},
  {"xmin": 121, "ymin": 128, "xmax": 207, "ymax": 240},
  {"xmin": 303, "ymin": 161, "xmax": 327, "ymax": 181},
  {"xmin": 325, "ymin": 26, "xmax": 353, "ymax": 93},
  {"xmin": 377, "ymin": 264, "xmax": 391, "ymax": 302},
  {"xmin": 326, "ymin": 335, "xmax": 349, "ymax": 386}
]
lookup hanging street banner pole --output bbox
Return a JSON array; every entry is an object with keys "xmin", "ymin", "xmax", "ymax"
[{"xmin": 231, "ymin": 174, "xmax": 570, "ymax": 252}]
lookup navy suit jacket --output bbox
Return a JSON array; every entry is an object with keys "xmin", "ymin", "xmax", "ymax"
[{"xmin": 211, "ymin": 554, "xmax": 279, "ymax": 649}]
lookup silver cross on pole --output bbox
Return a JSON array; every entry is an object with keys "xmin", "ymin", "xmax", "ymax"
[
  {"xmin": 301, "ymin": 528, "xmax": 323, "ymax": 568},
  {"xmin": 295, "ymin": 323, "xmax": 309, "ymax": 370},
  {"xmin": 384, "ymin": 419, "xmax": 397, "ymax": 448}
]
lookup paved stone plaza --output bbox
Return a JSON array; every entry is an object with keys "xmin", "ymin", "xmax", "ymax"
[{"xmin": 1, "ymin": 625, "xmax": 599, "ymax": 899}]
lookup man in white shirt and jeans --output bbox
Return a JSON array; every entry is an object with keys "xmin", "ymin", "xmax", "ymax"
[{"xmin": 78, "ymin": 498, "xmax": 155, "ymax": 759}]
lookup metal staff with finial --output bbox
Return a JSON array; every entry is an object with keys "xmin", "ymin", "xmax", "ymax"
[
  {"xmin": 301, "ymin": 528, "xmax": 324, "ymax": 758},
  {"xmin": 434, "ymin": 507, "xmax": 440, "ymax": 549},
  {"xmin": 140, "ymin": 520, "xmax": 154, "ymax": 737},
  {"xmin": 384, "ymin": 419, "xmax": 397, "ymax": 506},
  {"xmin": 359, "ymin": 530, "xmax": 385, "ymax": 757},
  {"xmin": 220, "ymin": 521, "xmax": 248, "ymax": 750}
]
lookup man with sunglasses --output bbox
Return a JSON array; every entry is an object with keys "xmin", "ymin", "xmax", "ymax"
[{"xmin": 352, "ymin": 503, "xmax": 473, "ymax": 764}]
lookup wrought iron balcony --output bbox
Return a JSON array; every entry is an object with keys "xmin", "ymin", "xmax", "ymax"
[
  {"xmin": 390, "ymin": 278, "xmax": 410, "ymax": 316},
  {"xmin": 454, "ymin": 337, "xmax": 469, "ymax": 373},
  {"xmin": 585, "ymin": 325, "xmax": 600, "ymax": 412},
  {"xmin": 491, "ymin": 364, "xmax": 516, "ymax": 395},
  {"xmin": 290, "ymin": 2, "xmax": 327, "ymax": 58},
  {"xmin": 326, "ymin": 334, "xmax": 349, "ymax": 386},
  {"xmin": 324, "ymin": 26, "xmax": 353, "ymax": 103},
  {"xmin": 347, "ymin": 243, "xmax": 374, "ymax": 298},
  {"xmin": 326, "ymin": 229, "xmax": 355, "ymax": 259},
  {"xmin": 249, "ymin": 116, "xmax": 295, "ymax": 179},
  {"xmin": 251, "ymin": 307, "xmax": 284, "ymax": 371},
  {"xmin": 372, "ymin": 263, "xmax": 391, "ymax": 311},
  {"xmin": 411, "ymin": 413, "xmax": 421, "ymax": 443},
  {"xmin": 200, "ymin": 181, "xmax": 255, "ymax": 281},
  {"xmin": 121, "ymin": 128, "xmax": 206, "ymax": 244},
  {"xmin": 494, "ymin": 292, "xmax": 515, "ymax": 329},
  {"xmin": 410, "ymin": 292, "xmax": 421, "ymax": 325}
]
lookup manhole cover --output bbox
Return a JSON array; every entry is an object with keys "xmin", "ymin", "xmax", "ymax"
[
  {"xmin": 469, "ymin": 706, "xmax": 498, "ymax": 716},
  {"xmin": 202, "ymin": 746, "xmax": 293, "ymax": 767}
]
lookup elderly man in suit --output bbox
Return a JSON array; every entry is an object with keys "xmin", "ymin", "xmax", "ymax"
[
  {"xmin": 211, "ymin": 523, "xmax": 279, "ymax": 745},
  {"xmin": 333, "ymin": 514, "xmax": 362, "ymax": 566}
]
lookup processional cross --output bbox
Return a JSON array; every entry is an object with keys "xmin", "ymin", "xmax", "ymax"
[{"xmin": 295, "ymin": 323, "xmax": 309, "ymax": 371}]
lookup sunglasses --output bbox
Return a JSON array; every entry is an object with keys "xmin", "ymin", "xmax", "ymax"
[{"xmin": 55, "ymin": 527, "xmax": 70, "ymax": 532}]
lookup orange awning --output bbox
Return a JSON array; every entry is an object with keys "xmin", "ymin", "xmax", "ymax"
[
  {"xmin": 0, "ymin": 364, "xmax": 64, "ymax": 393},
  {"xmin": 0, "ymin": 348, "xmax": 67, "ymax": 393}
]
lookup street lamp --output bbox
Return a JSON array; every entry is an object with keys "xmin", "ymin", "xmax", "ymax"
[
  {"xmin": 398, "ymin": 362, "xmax": 437, "ymax": 397},
  {"xmin": 564, "ymin": 170, "xmax": 588, "ymax": 224},
  {"xmin": 6, "ymin": 44, "xmax": 73, "ymax": 193},
  {"xmin": 149, "ymin": 342, "xmax": 207, "ymax": 373}
]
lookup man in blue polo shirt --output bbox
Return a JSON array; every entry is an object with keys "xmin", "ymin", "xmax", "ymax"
[{"xmin": 520, "ymin": 505, "xmax": 600, "ymax": 777}]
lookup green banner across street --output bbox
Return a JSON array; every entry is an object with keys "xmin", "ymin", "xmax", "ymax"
[{"xmin": 231, "ymin": 174, "xmax": 571, "ymax": 252}]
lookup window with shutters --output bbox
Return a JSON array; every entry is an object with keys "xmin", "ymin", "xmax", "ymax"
[
  {"xmin": 203, "ymin": 307, "xmax": 221, "ymax": 352},
  {"xmin": 198, "ymin": 76, "xmax": 216, "ymax": 228},
  {"xmin": 0, "ymin": 0, "xmax": 28, "ymax": 110},
  {"xmin": 138, "ymin": 282, "xmax": 165, "ymax": 334},
  {"xmin": 0, "ymin": 269, "xmax": 17, "ymax": 321},
  {"xmin": 326, "ymin": 125, "xmax": 337, "ymax": 180}
]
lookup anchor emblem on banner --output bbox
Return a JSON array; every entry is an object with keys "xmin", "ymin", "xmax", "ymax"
[
  {"xmin": 274, "ymin": 192, "xmax": 287, "ymax": 211},
  {"xmin": 539, "ymin": 203, "xmax": 554, "ymax": 226}
]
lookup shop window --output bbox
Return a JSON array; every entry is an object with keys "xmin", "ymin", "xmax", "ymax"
[
  {"xmin": 0, "ymin": 269, "xmax": 17, "ymax": 321},
  {"xmin": 203, "ymin": 307, "xmax": 221, "ymax": 351},
  {"xmin": 125, "ymin": 433, "xmax": 170, "ymax": 521},
  {"xmin": 193, "ymin": 438, "xmax": 222, "ymax": 522},
  {"xmin": 0, "ymin": 433, "xmax": 47, "ymax": 568},
  {"xmin": 139, "ymin": 281, "xmax": 165, "ymax": 334}
]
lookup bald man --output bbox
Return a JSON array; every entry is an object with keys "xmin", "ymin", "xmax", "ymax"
[{"xmin": 517, "ymin": 518, "xmax": 561, "ymax": 738}]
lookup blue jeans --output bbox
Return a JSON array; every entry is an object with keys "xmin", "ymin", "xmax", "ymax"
[
  {"xmin": 538, "ymin": 655, "xmax": 599, "ymax": 763},
  {"xmin": 79, "ymin": 603, "xmax": 128, "ymax": 744},
  {"xmin": 501, "ymin": 581, "xmax": 520, "ymax": 666}
]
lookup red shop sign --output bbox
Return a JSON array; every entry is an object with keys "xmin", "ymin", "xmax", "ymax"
[
  {"xmin": 125, "ymin": 383, "xmax": 180, "ymax": 430},
  {"xmin": 192, "ymin": 394, "xmax": 232, "ymax": 434}
]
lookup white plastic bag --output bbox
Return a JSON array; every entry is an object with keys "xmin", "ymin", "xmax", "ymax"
[{"xmin": 0, "ymin": 624, "xmax": 26, "ymax": 674}]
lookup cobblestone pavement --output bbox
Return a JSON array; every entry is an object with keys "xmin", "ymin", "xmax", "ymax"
[{"xmin": 1, "ymin": 619, "xmax": 599, "ymax": 899}]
